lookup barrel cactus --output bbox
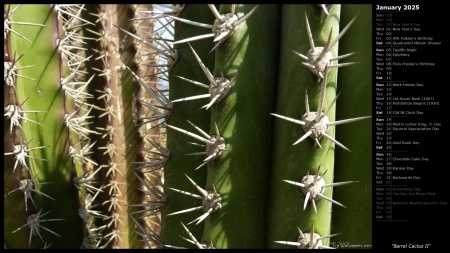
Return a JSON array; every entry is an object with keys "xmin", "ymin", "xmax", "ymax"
[{"xmin": 4, "ymin": 4, "xmax": 372, "ymax": 249}]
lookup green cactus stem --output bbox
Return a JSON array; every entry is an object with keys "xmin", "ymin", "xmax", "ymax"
[
  {"xmin": 201, "ymin": 4, "xmax": 281, "ymax": 248},
  {"xmin": 161, "ymin": 4, "xmax": 215, "ymax": 248}
]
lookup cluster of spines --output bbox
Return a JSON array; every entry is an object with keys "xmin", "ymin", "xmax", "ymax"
[
  {"xmin": 4, "ymin": 5, "xmax": 47, "ymax": 248},
  {"xmin": 54, "ymin": 4, "xmax": 121, "ymax": 248},
  {"xmin": 110, "ymin": 4, "xmax": 180, "ymax": 248},
  {"xmin": 82, "ymin": 4, "xmax": 156, "ymax": 248},
  {"xmin": 127, "ymin": 4, "xmax": 169, "ymax": 248},
  {"xmin": 84, "ymin": 5, "xmax": 124, "ymax": 248}
]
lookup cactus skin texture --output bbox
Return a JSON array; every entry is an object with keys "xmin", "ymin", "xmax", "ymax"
[{"xmin": 4, "ymin": 4, "xmax": 372, "ymax": 249}]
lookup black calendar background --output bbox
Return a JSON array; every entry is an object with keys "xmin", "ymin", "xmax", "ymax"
[{"xmin": 372, "ymin": 1, "xmax": 448, "ymax": 249}]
